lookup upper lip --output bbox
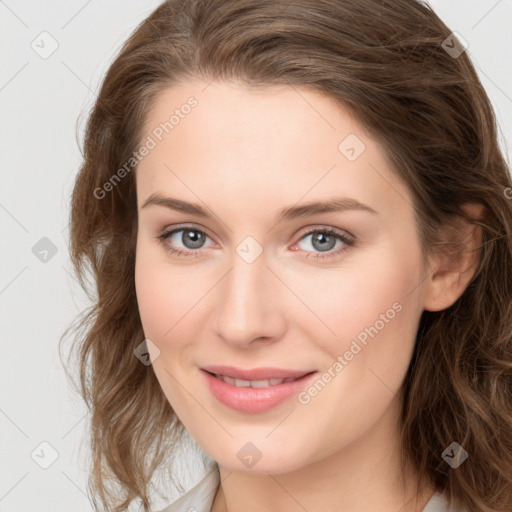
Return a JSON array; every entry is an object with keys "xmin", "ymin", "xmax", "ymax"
[{"xmin": 201, "ymin": 365, "xmax": 316, "ymax": 381}]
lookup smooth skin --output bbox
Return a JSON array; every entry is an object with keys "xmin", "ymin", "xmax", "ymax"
[{"xmin": 134, "ymin": 79, "xmax": 482, "ymax": 512}]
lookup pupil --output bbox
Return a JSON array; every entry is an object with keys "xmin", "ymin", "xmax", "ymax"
[
  {"xmin": 184, "ymin": 230, "xmax": 203, "ymax": 248},
  {"xmin": 314, "ymin": 233, "xmax": 335, "ymax": 252}
]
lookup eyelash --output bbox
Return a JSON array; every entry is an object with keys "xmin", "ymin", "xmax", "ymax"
[{"xmin": 156, "ymin": 225, "xmax": 355, "ymax": 261}]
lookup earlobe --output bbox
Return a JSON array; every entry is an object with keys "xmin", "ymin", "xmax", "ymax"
[{"xmin": 423, "ymin": 203, "xmax": 484, "ymax": 312}]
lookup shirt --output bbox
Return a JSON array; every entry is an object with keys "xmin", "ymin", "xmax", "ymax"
[{"xmin": 157, "ymin": 462, "xmax": 467, "ymax": 512}]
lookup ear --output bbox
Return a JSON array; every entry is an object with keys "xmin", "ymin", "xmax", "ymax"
[{"xmin": 423, "ymin": 203, "xmax": 484, "ymax": 312}]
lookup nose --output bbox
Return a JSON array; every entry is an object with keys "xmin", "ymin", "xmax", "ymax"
[{"xmin": 213, "ymin": 249, "xmax": 287, "ymax": 348}]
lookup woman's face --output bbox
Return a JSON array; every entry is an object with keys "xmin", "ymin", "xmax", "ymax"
[{"xmin": 134, "ymin": 79, "xmax": 430, "ymax": 473}]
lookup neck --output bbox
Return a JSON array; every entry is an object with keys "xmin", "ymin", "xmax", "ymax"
[{"xmin": 210, "ymin": 395, "xmax": 436, "ymax": 512}]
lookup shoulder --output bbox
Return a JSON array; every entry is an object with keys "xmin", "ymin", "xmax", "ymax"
[
  {"xmin": 157, "ymin": 467, "xmax": 471, "ymax": 512},
  {"xmin": 422, "ymin": 491, "xmax": 470, "ymax": 512},
  {"xmin": 156, "ymin": 462, "xmax": 220, "ymax": 512}
]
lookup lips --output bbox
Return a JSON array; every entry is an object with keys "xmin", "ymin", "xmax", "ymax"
[
  {"xmin": 201, "ymin": 368, "xmax": 318, "ymax": 413},
  {"xmin": 214, "ymin": 374, "xmax": 300, "ymax": 387},
  {"xmin": 201, "ymin": 365, "xmax": 314, "ymax": 381}
]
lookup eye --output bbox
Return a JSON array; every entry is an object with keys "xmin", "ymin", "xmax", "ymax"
[
  {"xmin": 156, "ymin": 225, "xmax": 355, "ymax": 260},
  {"xmin": 156, "ymin": 226, "xmax": 213, "ymax": 258},
  {"xmin": 292, "ymin": 227, "xmax": 354, "ymax": 260}
]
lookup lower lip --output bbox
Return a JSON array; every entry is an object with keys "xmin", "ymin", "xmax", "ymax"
[{"xmin": 201, "ymin": 369, "xmax": 317, "ymax": 413}]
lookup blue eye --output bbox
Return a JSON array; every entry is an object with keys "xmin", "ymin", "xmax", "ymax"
[
  {"xmin": 157, "ymin": 226, "xmax": 211, "ymax": 258},
  {"xmin": 294, "ymin": 227, "xmax": 354, "ymax": 260},
  {"xmin": 156, "ymin": 225, "xmax": 355, "ymax": 260}
]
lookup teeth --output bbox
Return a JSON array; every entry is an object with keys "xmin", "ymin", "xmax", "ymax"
[{"xmin": 216, "ymin": 375, "xmax": 299, "ymax": 387}]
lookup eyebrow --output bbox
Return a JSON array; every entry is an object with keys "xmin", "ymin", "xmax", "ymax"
[{"xmin": 140, "ymin": 192, "xmax": 378, "ymax": 223}]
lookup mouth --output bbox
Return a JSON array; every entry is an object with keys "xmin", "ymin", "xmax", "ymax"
[
  {"xmin": 201, "ymin": 364, "xmax": 316, "ymax": 382},
  {"xmin": 203, "ymin": 370, "xmax": 314, "ymax": 388},
  {"xmin": 200, "ymin": 367, "xmax": 318, "ymax": 413}
]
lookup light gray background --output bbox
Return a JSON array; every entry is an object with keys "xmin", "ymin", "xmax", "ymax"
[{"xmin": 1, "ymin": 1, "xmax": 511, "ymax": 511}]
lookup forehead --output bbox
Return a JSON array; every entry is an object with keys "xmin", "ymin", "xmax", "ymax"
[
  {"xmin": 141, "ymin": 79, "xmax": 362, "ymax": 153},
  {"xmin": 135, "ymin": 80, "xmax": 412, "ymax": 220}
]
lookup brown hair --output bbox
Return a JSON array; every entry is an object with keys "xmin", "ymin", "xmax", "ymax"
[{"xmin": 60, "ymin": 0, "xmax": 512, "ymax": 511}]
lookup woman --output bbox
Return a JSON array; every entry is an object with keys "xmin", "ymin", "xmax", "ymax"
[{"xmin": 60, "ymin": 0, "xmax": 512, "ymax": 511}]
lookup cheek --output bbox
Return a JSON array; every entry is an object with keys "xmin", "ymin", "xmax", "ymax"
[
  {"xmin": 300, "ymin": 254, "xmax": 419, "ymax": 347},
  {"xmin": 134, "ymin": 244, "xmax": 210, "ymax": 354},
  {"xmin": 135, "ymin": 243, "xmax": 180, "ymax": 342},
  {"xmin": 319, "ymin": 247, "xmax": 423, "ymax": 393}
]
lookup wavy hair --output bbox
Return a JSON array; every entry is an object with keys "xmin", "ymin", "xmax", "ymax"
[{"xmin": 60, "ymin": 0, "xmax": 512, "ymax": 510}]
